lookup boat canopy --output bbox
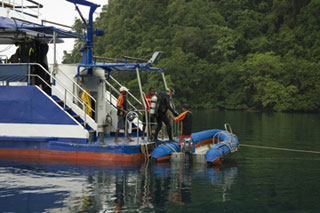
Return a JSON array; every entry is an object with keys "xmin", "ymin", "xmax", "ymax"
[{"xmin": 0, "ymin": 16, "xmax": 84, "ymax": 44}]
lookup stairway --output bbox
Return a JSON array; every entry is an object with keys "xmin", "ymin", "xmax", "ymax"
[{"xmin": 51, "ymin": 95, "xmax": 93, "ymax": 131}]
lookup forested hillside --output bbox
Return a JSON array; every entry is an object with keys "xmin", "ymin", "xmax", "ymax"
[{"xmin": 63, "ymin": 0, "xmax": 320, "ymax": 112}]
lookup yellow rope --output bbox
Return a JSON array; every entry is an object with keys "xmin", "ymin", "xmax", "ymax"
[
  {"xmin": 165, "ymin": 143, "xmax": 177, "ymax": 153},
  {"xmin": 240, "ymin": 144, "xmax": 320, "ymax": 154}
]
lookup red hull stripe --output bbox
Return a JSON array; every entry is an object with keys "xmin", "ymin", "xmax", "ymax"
[{"xmin": 0, "ymin": 149, "xmax": 145, "ymax": 164}]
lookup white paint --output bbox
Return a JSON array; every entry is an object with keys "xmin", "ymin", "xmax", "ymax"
[{"xmin": 0, "ymin": 123, "xmax": 88, "ymax": 139}]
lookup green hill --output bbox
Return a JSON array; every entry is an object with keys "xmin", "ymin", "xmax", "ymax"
[{"xmin": 63, "ymin": 0, "xmax": 320, "ymax": 112}]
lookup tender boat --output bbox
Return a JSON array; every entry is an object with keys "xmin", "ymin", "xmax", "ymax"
[{"xmin": 151, "ymin": 124, "xmax": 239, "ymax": 164}]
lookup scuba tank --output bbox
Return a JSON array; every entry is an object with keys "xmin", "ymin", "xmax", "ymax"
[{"xmin": 149, "ymin": 95, "xmax": 158, "ymax": 115}]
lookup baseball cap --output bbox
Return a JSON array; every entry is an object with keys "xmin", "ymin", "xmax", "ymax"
[{"xmin": 119, "ymin": 86, "xmax": 129, "ymax": 92}]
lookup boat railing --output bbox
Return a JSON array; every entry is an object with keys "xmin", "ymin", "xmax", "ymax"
[
  {"xmin": 105, "ymin": 79, "xmax": 144, "ymax": 133},
  {"xmin": 105, "ymin": 77, "xmax": 181, "ymax": 141},
  {"xmin": 55, "ymin": 65, "xmax": 97, "ymax": 110},
  {"xmin": 28, "ymin": 72, "xmax": 91, "ymax": 127},
  {"xmin": 29, "ymin": 63, "xmax": 95, "ymax": 113},
  {"xmin": 105, "ymin": 78, "xmax": 142, "ymax": 114},
  {"xmin": 1, "ymin": 0, "xmax": 43, "ymax": 18},
  {"xmin": 109, "ymin": 75, "xmax": 143, "ymax": 107},
  {"xmin": 0, "ymin": 63, "xmax": 96, "ymax": 130}
]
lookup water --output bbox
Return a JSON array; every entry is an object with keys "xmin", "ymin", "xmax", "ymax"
[{"xmin": 1, "ymin": 111, "xmax": 320, "ymax": 212}]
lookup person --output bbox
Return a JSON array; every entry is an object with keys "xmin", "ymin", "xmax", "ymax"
[
  {"xmin": 114, "ymin": 86, "xmax": 133, "ymax": 142},
  {"xmin": 35, "ymin": 41, "xmax": 51, "ymax": 95},
  {"xmin": 9, "ymin": 48, "xmax": 19, "ymax": 63},
  {"xmin": 141, "ymin": 87, "xmax": 155, "ymax": 140},
  {"xmin": 154, "ymin": 88, "xmax": 178, "ymax": 142},
  {"xmin": 170, "ymin": 105, "xmax": 192, "ymax": 147}
]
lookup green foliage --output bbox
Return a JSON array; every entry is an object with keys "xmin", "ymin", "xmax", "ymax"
[{"xmin": 63, "ymin": 0, "xmax": 320, "ymax": 112}]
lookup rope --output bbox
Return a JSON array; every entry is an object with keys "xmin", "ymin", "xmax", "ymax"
[
  {"xmin": 165, "ymin": 143, "xmax": 177, "ymax": 153},
  {"xmin": 240, "ymin": 144, "xmax": 320, "ymax": 154}
]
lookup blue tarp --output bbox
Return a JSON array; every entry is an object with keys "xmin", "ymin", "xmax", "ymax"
[{"xmin": 0, "ymin": 64, "xmax": 28, "ymax": 82}]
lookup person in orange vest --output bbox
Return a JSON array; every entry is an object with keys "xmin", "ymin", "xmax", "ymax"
[
  {"xmin": 115, "ymin": 86, "xmax": 134, "ymax": 142},
  {"xmin": 170, "ymin": 105, "xmax": 193, "ymax": 146},
  {"xmin": 141, "ymin": 87, "xmax": 155, "ymax": 140}
]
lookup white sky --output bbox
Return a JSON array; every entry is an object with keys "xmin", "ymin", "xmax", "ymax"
[{"xmin": 1, "ymin": 0, "xmax": 108, "ymax": 64}]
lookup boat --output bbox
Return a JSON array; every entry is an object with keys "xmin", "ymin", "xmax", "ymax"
[
  {"xmin": 0, "ymin": 0, "xmax": 239, "ymax": 165},
  {"xmin": 151, "ymin": 124, "xmax": 239, "ymax": 164}
]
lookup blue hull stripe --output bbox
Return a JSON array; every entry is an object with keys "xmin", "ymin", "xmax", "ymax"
[{"xmin": 0, "ymin": 86, "xmax": 77, "ymax": 125}]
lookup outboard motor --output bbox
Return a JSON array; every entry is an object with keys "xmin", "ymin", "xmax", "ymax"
[
  {"xmin": 127, "ymin": 111, "xmax": 137, "ymax": 122},
  {"xmin": 181, "ymin": 138, "xmax": 195, "ymax": 162}
]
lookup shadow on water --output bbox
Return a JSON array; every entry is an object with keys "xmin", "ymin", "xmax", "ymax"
[{"xmin": 0, "ymin": 158, "xmax": 238, "ymax": 212}]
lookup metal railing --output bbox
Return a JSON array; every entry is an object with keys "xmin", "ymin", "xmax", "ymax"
[
  {"xmin": 109, "ymin": 75, "xmax": 142, "ymax": 105},
  {"xmin": 28, "ymin": 73, "xmax": 89, "ymax": 126},
  {"xmin": 105, "ymin": 79, "xmax": 142, "ymax": 114},
  {"xmin": 0, "ymin": 63, "xmax": 95, "ymax": 128},
  {"xmin": 107, "ymin": 73, "xmax": 180, "ymax": 141},
  {"xmin": 1, "ymin": 0, "xmax": 43, "ymax": 18},
  {"xmin": 56, "ymin": 66, "xmax": 97, "ymax": 108},
  {"xmin": 30, "ymin": 63, "xmax": 95, "ymax": 113}
]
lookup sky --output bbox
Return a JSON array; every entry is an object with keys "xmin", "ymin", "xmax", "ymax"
[{"xmin": 1, "ymin": 0, "xmax": 108, "ymax": 64}]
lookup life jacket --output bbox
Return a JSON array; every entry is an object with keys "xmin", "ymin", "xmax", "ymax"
[
  {"xmin": 117, "ymin": 94, "xmax": 127, "ymax": 116},
  {"xmin": 81, "ymin": 90, "xmax": 92, "ymax": 117}
]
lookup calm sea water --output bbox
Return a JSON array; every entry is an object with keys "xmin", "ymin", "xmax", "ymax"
[{"xmin": 1, "ymin": 111, "xmax": 320, "ymax": 212}]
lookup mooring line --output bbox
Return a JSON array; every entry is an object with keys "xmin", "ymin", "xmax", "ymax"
[{"xmin": 240, "ymin": 144, "xmax": 320, "ymax": 154}]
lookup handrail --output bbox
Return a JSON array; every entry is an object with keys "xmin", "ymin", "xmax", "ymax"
[
  {"xmin": 105, "ymin": 79, "xmax": 142, "ymax": 115},
  {"xmin": 109, "ymin": 75, "xmax": 142, "ymax": 105},
  {"xmin": 1, "ymin": 0, "xmax": 42, "ymax": 17},
  {"xmin": 56, "ymin": 66, "xmax": 97, "ymax": 104},
  {"xmin": 28, "ymin": 73, "xmax": 88, "ymax": 125},
  {"xmin": 30, "ymin": 63, "xmax": 95, "ymax": 113},
  {"xmin": 4, "ymin": 62, "xmax": 96, "ymax": 113}
]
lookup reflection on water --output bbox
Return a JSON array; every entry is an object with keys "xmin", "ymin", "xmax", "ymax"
[
  {"xmin": 1, "ymin": 111, "xmax": 320, "ymax": 212},
  {"xmin": 0, "ymin": 160, "xmax": 238, "ymax": 212}
]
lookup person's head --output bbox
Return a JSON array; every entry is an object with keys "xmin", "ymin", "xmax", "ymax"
[
  {"xmin": 119, "ymin": 86, "xmax": 129, "ymax": 95},
  {"xmin": 148, "ymin": 87, "xmax": 155, "ymax": 96},
  {"xmin": 166, "ymin": 88, "xmax": 174, "ymax": 96},
  {"xmin": 182, "ymin": 104, "xmax": 189, "ymax": 112}
]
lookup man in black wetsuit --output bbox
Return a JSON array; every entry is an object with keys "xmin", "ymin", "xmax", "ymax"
[{"xmin": 154, "ymin": 88, "xmax": 178, "ymax": 142}]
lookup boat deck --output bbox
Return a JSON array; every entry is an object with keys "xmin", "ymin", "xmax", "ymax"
[{"xmin": 99, "ymin": 136, "xmax": 171, "ymax": 147}]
